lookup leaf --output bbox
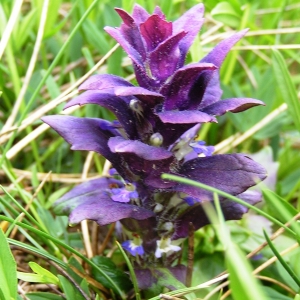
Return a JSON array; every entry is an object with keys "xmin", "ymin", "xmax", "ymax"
[
  {"xmin": 13, "ymin": 8, "xmax": 37, "ymax": 51},
  {"xmin": 263, "ymin": 230, "xmax": 300, "ymax": 288},
  {"xmin": 58, "ymin": 275, "xmax": 86, "ymax": 300},
  {"xmin": 28, "ymin": 262, "xmax": 59, "ymax": 284},
  {"xmin": 201, "ymin": 195, "xmax": 267, "ymax": 300},
  {"xmin": 91, "ymin": 256, "xmax": 132, "ymax": 293},
  {"xmin": 155, "ymin": 268, "xmax": 195, "ymax": 300},
  {"xmin": 272, "ymin": 49, "xmax": 300, "ymax": 132},
  {"xmin": 263, "ymin": 189, "xmax": 300, "ymax": 237},
  {"xmin": 211, "ymin": 2, "xmax": 241, "ymax": 28},
  {"xmin": 263, "ymin": 286, "xmax": 295, "ymax": 300},
  {"xmin": 65, "ymin": 257, "xmax": 90, "ymax": 297},
  {"xmin": 17, "ymin": 272, "xmax": 57, "ymax": 285},
  {"xmin": 0, "ymin": 228, "xmax": 17, "ymax": 300},
  {"xmin": 26, "ymin": 292, "xmax": 64, "ymax": 300}
]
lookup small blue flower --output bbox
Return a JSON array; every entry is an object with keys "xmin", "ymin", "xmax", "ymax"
[
  {"xmin": 189, "ymin": 141, "xmax": 214, "ymax": 157},
  {"xmin": 183, "ymin": 196, "xmax": 199, "ymax": 206},
  {"xmin": 122, "ymin": 238, "xmax": 144, "ymax": 256},
  {"xmin": 111, "ymin": 185, "xmax": 138, "ymax": 203}
]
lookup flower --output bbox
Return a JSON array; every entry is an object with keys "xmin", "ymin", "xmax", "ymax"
[
  {"xmin": 42, "ymin": 3, "xmax": 267, "ymax": 282},
  {"xmin": 122, "ymin": 235, "xmax": 144, "ymax": 256},
  {"xmin": 155, "ymin": 237, "xmax": 181, "ymax": 258}
]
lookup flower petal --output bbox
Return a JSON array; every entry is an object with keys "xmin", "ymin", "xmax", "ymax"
[
  {"xmin": 201, "ymin": 98, "xmax": 265, "ymax": 116},
  {"xmin": 160, "ymin": 63, "xmax": 217, "ymax": 110},
  {"xmin": 79, "ymin": 74, "xmax": 133, "ymax": 91},
  {"xmin": 175, "ymin": 154, "xmax": 267, "ymax": 200},
  {"xmin": 122, "ymin": 240, "xmax": 144, "ymax": 256}
]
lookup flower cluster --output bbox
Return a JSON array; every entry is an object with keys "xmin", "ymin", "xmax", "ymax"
[{"xmin": 42, "ymin": 3, "xmax": 266, "ymax": 288}]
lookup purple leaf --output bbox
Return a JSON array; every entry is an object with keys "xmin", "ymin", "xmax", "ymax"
[
  {"xmin": 202, "ymin": 98, "xmax": 265, "ymax": 116},
  {"xmin": 104, "ymin": 26, "xmax": 144, "ymax": 66},
  {"xmin": 187, "ymin": 69, "xmax": 217, "ymax": 110},
  {"xmin": 175, "ymin": 154, "xmax": 267, "ymax": 200},
  {"xmin": 157, "ymin": 110, "xmax": 216, "ymax": 124},
  {"xmin": 134, "ymin": 265, "xmax": 186, "ymax": 290},
  {"xmin": 173, "ymin": 3, "xmax": 205, "ymax": 67},
  {"xmin": 64, "ymin": 91, "xmax": 138, "ymax": 139},
  {"xmin": 114, "ymin": 86, "xmax": 163, "ymax": 106},
  {"xmin": 200, "ymin": 29, "xmax": 248, "ymax": 67},
  {"xmin": 198, "ymin": 72, "xmax": 223, "ymax": 109},
  {"xmin": 115, "ymin": 8, "xmax": 135, "ymax": 25},
  {"xmin": 140, "ymin": 15, "xmax": 172, "ymax": 52},
  {"xmin": 79, "ymin": 74, "xmax": 133, "ymax": 91},
  {"xmin": 132, "ymin": 4, "xmax": 150, "ymax": 24},
  {"xmin": 108, "ymin": 136, "xmax": 173, "ymax": 160},
  {"xmin": 42, "ymin": 115, "xmax": 119, "ymax": 160},
  {"xmin": 108, "ymin": 136, "xmax": 175, "ymax": 183},
  {"xmin": 161, "ymin": 63, "xmax": 217, "ymax": 110},
  {"xmin": 69, "ymin": 192, "xmax": 154, "ymax": 226},
  {"xmin": 149, "ymin": 31, "xmax": 187, "ymax": 81},
  {"xmin": 133, "ymin": 62, "xmax": 159, "ymax": 90},
  {"xmin": 199, "ymin": 30, "xmax": 248, "ymax": 108},
  {"xmin": 54, "ymin": 177, "xmax": 123, "ymax": 214}
]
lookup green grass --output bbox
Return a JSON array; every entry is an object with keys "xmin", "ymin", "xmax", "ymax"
[{"xmin": 1, "ymin": 0, "xmax": 300, "ymax": 299}]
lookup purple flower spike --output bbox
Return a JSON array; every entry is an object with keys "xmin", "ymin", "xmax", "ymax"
[{"xmin": 42, "ymin": 3, "xmax": 267, "ymax": 287}]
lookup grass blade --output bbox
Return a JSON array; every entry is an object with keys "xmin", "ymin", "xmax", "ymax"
[
  {"xmin": 272, "ymin": 48, "xmax": 300, "ymax": 132},
  {"xmin": 0, "ymin": 228, "xmax": 17, "ymax": 300},
  {"xmin": 263, "ymin": 229, "xmax": 300, "ymax": 288},
  {"xmin": 116, "ymin": 241, "xmax": 141, "ymax": 300}
]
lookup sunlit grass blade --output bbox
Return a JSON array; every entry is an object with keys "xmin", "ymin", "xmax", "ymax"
[
  {"xmin": 263, "ymin": 229, "xmax": 300, "ymax": 288},
  {"xmin": 0, "ymin": 228, "xmax": 17, "ymax": 300},
  {"xmin": 200, "ymin": 194, "xmax": 267, "ymax": 300},
  {"xmin": 263, "ymin": 189, "xmax": 300, "ymax": 239},
  {"xmin": 272, "ymin": 48, "xmax": 300, "ymax": 132}
]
